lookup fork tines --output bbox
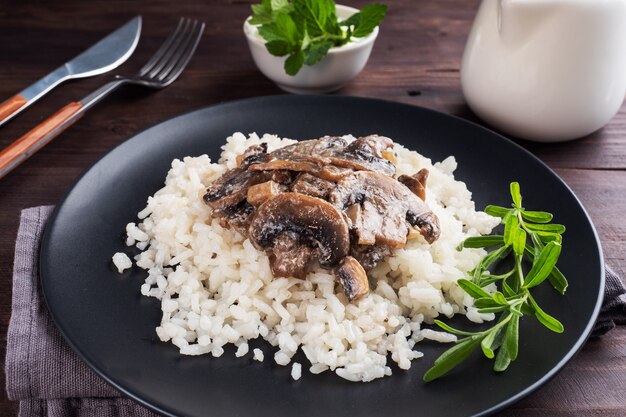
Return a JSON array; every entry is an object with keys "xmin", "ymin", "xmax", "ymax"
[{"xmin": 139, "ymin": 17, "xmax": 205, "ymax": 86}]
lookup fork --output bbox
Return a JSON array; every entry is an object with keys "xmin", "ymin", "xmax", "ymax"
[{"xmin": 0, "ymin": 18, "xmax": 205, "ymax": 179}]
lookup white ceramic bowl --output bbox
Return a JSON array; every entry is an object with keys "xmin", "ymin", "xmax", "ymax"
[{"xmin": 243, "ymin": 5, "xmax": 379, "ymax": 94}]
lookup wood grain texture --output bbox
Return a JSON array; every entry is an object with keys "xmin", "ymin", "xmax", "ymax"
[
  {"xmin": 0, "ymin": 94, "xmax": 27, "ymax": 123},
  {"xmin": 0, "ymin": 1, "xmax": 624, "ymax": 416},
  {"xmin": 0, "ymin": 101, "xmax": 83, "ymax": 178}
]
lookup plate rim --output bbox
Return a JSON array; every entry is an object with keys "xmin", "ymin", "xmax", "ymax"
[{"xmin": 39, "ymin": 94, "xmax": 606, "ymax": 417}]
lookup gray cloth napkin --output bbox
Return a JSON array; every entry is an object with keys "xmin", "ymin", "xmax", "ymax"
[
  {"xmin": 5, "ymin": 206, "xmax": 626, "ymax": 416},
  {"xmin": 5, "ymin": 206, "xmax": 159, "ymax": 417},
  {"xmin": 592, "ymin": 266, "xmax": 626, "ymax": 337}
]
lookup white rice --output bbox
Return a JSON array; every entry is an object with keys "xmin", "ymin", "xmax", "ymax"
[
  {"xmin": 291, "ymin": 362, "xmax": 302, "ymax": 380},
  {"xmin": 112, "ymin": 252, "xmax": 132, "ymax": 273},
  {"xmin": 121, "ymin": 132, "xmax": 499, "ymax": 382},
  {"xmin": 253, "ymin": 348, "xmax": 265, "ymax": 362}
]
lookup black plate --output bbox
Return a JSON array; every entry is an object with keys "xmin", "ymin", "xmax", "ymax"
[{"xmin": 40, "ymin": 96, "xmax": 604, "ymax": 417}]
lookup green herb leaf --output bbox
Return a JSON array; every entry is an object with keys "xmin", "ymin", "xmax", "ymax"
[
  {"xmin": 524, "ymin": 241, "xmax": 562, "ymax": 289},
  {"xmin": 424, "ymin": 181, "xmax": 567, "ymax": 382},
  {"xmin": 520, "ymin": 301, "xmax": 535, "ymax": 316},
  {"xmin": 477, "ymin": 305, "xmax": 509, "ymax": 314},
  {"xmin": 423, "ymin": 336, "xmax": 482, "ymax": 382},
  {"xmin": 494, "ymin": 340, "xmax": 512, "ymax": 371},
  {"xmin": 504, "ymin": 213, "xmax": 519, "ymax": 246},
  {"xmin": 537, "ymin": 232, "xmax": 562, "ymax": 244},
  {"xmin": 294, "ymin": 0, "xmax": 338, "ymax": 36},
  {"xmin": 513, "ymin": 229, "xmax": 527, "ymax": 256},
  {"xmin": 480, "ymin": 329, "xmax": 499, "ymax": 359},
  {"xmin": 485, "ymin": 205, "xmax": 510, "ymax": 218},
  {"xmin": 493, "ymin": 291, "xmax": 508, "ymax": 305},
  {"xmin": 434, "ymin": 320, "xmax": 478, "ymax": 336},
  {"xmin": 457, "ymin": 235, "xmax": 504, "ymax": 250},
  {"xmin": 250, "ymin": 3, "xmax": 274, "ymax": 25},
  {"xmin": 504, "ymin": 315, "xmax": 519, "ymax": 360},
  {"xmin": 253, "ymin": 0, "xmax": 388, "ymax": 75},
  {"xmin": 474, "ymin": 297, "xmax": 500, "ymax": 309},
  {"xmin": 258, "ymin": 10, "xmax": 300, "ymax": 45},
  {"xmin": 547, "ymin": 266, "xmax": 568, "ymax": 295},
  {"xmin": 524, "ymin": 222, "xmax": 566, "ymax": 234},
  {"xmin": 510, "ymin": 182, "xmax": 522, "ymax": 208},
  {"xmin": 284, "ymin": 50, "xmax": 305, "ymax": 75},
  {"xmin": 457, "ymin": 279, "xmax": 491, "ymax": 299},
  {"xmin": 265, "ymin": 40, "xmax": 292, "ymax": 56},
  {"xmin": 352, "ymin": 3, "xmax": 387, "ymax": 37},
  {"xmin": 502, "ymin": 280, "xmax": 516, "ymax": 298},
  {"xmin": 271, "ymin": 0, "xmax": 290, "ymax": 11},
  {"xmin": 341, "ymin": 11, "xmax": 361, "ymax": 27},
  {"xmin": 528, "ymin": 294, "xmax": 564, "ymax": 333},
  {"xmin": 521, "ymin": 210, "xmax": 553, "ymax": 223},
  {"xmin": 303, "ymin": 40, "xmax": 333, "ymax": 65}
]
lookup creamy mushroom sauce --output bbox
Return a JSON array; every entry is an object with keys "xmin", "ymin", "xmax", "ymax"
[{"xmin": 203, "ymin": 136, "xmax": 441, "ymax": 301}]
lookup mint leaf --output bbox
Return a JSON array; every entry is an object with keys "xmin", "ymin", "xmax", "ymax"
[
  {"xmin": 250, "ymin": 3, "xmax": 273, "ymax": 25},
  {"xmin": 274, "ymin": 11, "xmax": 300, "ymax": 45},
  {"xmin": 294, "ymin": 0, "xmax": 339, "ymax": 37},
  {"xmin": 352, "ymin": 3, "xmax": 387, "ymax": 37},
  {"xmin": 271, "ymin": 0, "xmax": 289, "ymax": 11},
  {"xmin": 258, "ymin": 11, "xmax": 300, "ymax": 46},
  {"xmin": 341, "ymin": 12, "xmax": 361, "ymax": 28},
  {"xmin": 284, "ymin": 50, "xmax": 304, "ymax": 75},
  {"xmin": 258, "ymin": 24, "xmax": 287, "ymax": 42},
  {"xmin": 251, "ymin": 0, "xmax": 388, "ymax": 75},
  {"xmin": 303, "ymin": 40, "xmax": 333, "ymax": 65},
  {"xmin": 265, "ymin": 40, "xmax": 292, "ymax": 56}
]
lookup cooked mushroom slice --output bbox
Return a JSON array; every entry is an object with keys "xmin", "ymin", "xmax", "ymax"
[
  {"xmin": 350, "ymin": 244, "xmax": 392, "ymax": 271},
  {"xmin": 270, "ymin": 136, "xmax": 347, "ymax": 161},
  {"xmin": 329, "ymin": 171, "xmax": 440, "ymax": 247},
  {"xmin": 335, "ymin": 256, "xmax": 370, "ymax": 301},
  {"xmin": 271, "ymin": 232, "xmax": 315, "ymax": 278},
  {"xmin": 247, "ymin": 180, "xmax": 284, "ymax": 206},
  {"xmin": 236, "ymin": 143, "xmax": 270, "ymax": 166},
  {"xmin": 398, "ymin": 168, "xmax": 429, "ymax": 201},
  {"xmin": 249, "ymin": 193, "xmax": 350, "ymax": 269},
  {"xmin": 344, "ymin": 135, "xmax": 394, "ymax": 158},
  {"xmin": 316, "ymin": 165, "xmax": 354, "ymax": 182},
  {"xmin": 212, "ymin": 199, "xmax": 256, "ymax": 234},
  {"xmin": 204, "ymin": 166, "xmax": 268, "ymax": 205},
  {"xmin": 271, "ymin": 170, "xmax": 296, "ymax": 185},
  {"xmin": 204, "ymin": 160, "xmax": 273, "ymax": 232},
  {"xmin": 249, "ymin": 159, "xmax": 321, "ymax": 174},
  {"xmin": 328, "ymin": 135, "xmax": 396, "ymax": 176},
  {"xmin": 406, "ymin": 210, "xmax": 441, "ymax": 245},
  {"xmin": 291, "ymin": 173, "xmax": 336, "ymax": 199}
]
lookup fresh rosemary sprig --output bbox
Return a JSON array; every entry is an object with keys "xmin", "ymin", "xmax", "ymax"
[{"xmin": 423, "ymin": 182, "xmax": 568, "ymax": 382}]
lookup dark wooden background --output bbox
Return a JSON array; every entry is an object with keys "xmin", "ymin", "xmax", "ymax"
[{"xmin": 1, "ymin": 0, "xmax": 625, "ymax": 415}]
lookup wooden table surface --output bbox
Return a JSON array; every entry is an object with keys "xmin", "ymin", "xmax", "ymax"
[{"xmin": 1, "ymin": 0, "xmax": 625, "ymax": 415}]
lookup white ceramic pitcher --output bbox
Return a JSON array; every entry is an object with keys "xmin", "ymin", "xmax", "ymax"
[{"xmin": 461, "ymin": 0, "xmax": 626, "ymax": 142}]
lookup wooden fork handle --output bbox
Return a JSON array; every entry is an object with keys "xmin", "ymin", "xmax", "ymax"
[
  {"xmin": 0, "ymin": 94, "xmax": 28, "ymax": 123},
  {"xmin": 0, "ymin": 102, "xmax": 84, "ymax": 179}
]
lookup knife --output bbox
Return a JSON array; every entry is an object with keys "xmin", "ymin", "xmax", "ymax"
[{"xmin": 0, "ymin": 16, "xmax": 142, "ymax": 128}]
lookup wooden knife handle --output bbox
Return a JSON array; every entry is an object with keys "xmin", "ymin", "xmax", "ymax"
[
  {"xmin": 0, "ymin": 94, "xmax": 28, "ymax": 123},
  {"xmin": 0, "ymin": 102, "xmax": 84, "ymax": 179}
]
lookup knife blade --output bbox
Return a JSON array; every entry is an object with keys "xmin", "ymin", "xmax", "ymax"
[{"xmin": 0, "ymin": 16, "xmax": 142, "ymax": 128}]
